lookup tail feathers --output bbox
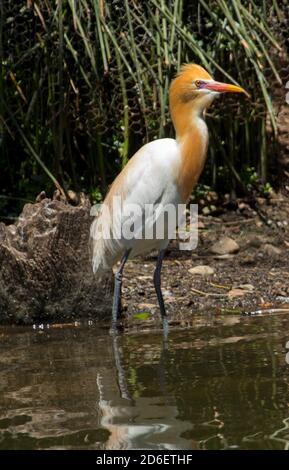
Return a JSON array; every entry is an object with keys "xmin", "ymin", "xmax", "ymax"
[
  {"xmin": 90, "ymin": 216, "xmax": 122, "ymax": 275},
  {"xmin": 91, "ymin": 237, "xmax": 116, "ymax": 274}
]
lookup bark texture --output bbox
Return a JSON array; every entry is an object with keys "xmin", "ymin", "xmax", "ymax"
[{"xmin": 0, "ymin": 192, "xmax": 113, "ymax": 324}]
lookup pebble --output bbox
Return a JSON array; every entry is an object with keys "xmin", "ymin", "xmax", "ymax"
[
  {"xmin": 188, "ymin": 265, "xmax": 215, "ymax": 276},
  {"xmin": 210, "ymin": 237, "xmax": 239, "ymax": 255},
  {"xmin": 228, "ymin": 288, "xmax": 247, "ymax": 298},
  {"xmin": 263, "ymin": 243, "xmax": 282, "ymax": 256}
]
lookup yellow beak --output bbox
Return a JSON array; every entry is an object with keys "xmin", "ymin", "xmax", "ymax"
[{"xmin": 205, "ymin": 81, "xmax": 250, "ymax": 97}]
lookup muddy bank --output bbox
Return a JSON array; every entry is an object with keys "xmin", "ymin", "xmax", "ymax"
[
  {"xmin": 0, "ymin": 192, "xmax": 113, "ymax": 324},
  {"xmin": 0, "ymin": 191, "xmax": 289, "ymax": 326},
  {"xmin": 122, "ymin": 195, "xmax": 289, "ymax": 326}
]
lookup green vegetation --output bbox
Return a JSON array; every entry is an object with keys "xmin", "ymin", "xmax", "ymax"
[{"xmin": 0, "ymin": 1, "xmax": 287, "ymax": 219}]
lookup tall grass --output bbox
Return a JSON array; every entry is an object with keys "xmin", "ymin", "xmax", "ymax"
[{"xmin": 0, "ymin": 0, "xmax": 286, "ymax": 217}]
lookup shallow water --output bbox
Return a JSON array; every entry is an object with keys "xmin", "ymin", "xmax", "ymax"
[{"xmin": 1, "ymin": 313, "xmax": 289, "ymax": 450}]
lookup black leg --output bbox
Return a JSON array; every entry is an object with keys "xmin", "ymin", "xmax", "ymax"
[
  {"xmin": 111, "ymin": 248, "xmax": 131, "ymax": 332},
  {"xmin": 111, "ymin": 334, "xmax": 134, "ymax": 402},
  {"xmin": 153, "ymin": 249, "xmax": 169, "ymax": 335}
]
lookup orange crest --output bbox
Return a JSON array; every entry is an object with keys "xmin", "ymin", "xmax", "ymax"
[
  {"xmin": 177, "ymin": 64, "xmax": 213, "ymax": 81},
  {"xmin": 170, "ymin": 63, "xmax": 213, "ymax": 99}
]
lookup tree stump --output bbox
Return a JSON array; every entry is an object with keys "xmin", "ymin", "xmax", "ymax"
[{"xmin": 0, "ymin": 192, "xmax": 113, "ymax": 324}]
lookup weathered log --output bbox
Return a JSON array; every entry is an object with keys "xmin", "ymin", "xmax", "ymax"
[{"xmin": 0, "ymin": 192, "xmax": 113, "ymax": 324}]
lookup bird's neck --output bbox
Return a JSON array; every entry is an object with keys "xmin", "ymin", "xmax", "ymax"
[{"xmin": 173, "ymin": 106, "xmax": 209, "ymax": 202}]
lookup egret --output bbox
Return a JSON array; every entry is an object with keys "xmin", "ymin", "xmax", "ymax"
[{"xmin": 91, "ymin": 64, "xmax": 247, "ymax": 331}]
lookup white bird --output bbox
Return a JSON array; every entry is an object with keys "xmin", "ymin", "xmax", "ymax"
[{"xmin": 90, "ymin": 64, "xmax": 246, "ymax": 331}]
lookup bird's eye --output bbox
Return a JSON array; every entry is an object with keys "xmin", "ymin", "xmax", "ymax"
[{"xmin": 195, "ymin": 80, "xmax": 202, "ymax": 88}]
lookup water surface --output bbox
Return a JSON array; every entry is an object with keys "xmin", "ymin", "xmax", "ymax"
[{"xmin": 1, "ymin": 313, "xmax": 289, "ymax": 449}]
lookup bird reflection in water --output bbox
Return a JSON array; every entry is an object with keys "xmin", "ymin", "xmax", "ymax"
[{"xmin": 96, "ymin": 331, "xmax": 193, "ymax": 450}]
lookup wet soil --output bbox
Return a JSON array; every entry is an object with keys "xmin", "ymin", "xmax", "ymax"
[{"xmin": 120, "ymin": 195, "xmax": 289, "ymax": 325}]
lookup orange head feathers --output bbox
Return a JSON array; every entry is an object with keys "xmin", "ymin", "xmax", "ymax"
[
  {"xmin": 169, "ymin": 63, "xmax": 247, "ymax": 138},
  {"xmin": 169, "ymin": 64, "xmax": 213, "ymax": 101}
]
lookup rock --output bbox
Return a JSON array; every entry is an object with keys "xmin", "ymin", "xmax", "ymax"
[
  {"xmin": 210, "ymin": 237, "xmax": 239, "ymax": 255},
  {"xmin": 138, "ymin": 303, "xmax": 156, "ymax": 310},
  {"xmin": 188, "ymin": 265, "xmax": 215, "ymax": 276},
  {"xmin": 202, "ymin": 206, "xmax": 211, "ymax": 215},
  {"xmin": 0, "ymin": 193, "xmax": 113, "ymax": 324},
  {"xmin": 228, "ymin": 284, "xmax": 254, "ymax": 297},
  {"xmin": 228, "ymin": 288, "xmax": 247, "ymax": 298},
  {"xmin": 263, "ymin": 243, "xmax": 282, "ymax": 256}
]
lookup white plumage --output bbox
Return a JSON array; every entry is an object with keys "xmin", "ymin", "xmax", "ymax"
[{"xmin": 91, "ymin": 138, "xmax": 182, "ymax": 274}]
